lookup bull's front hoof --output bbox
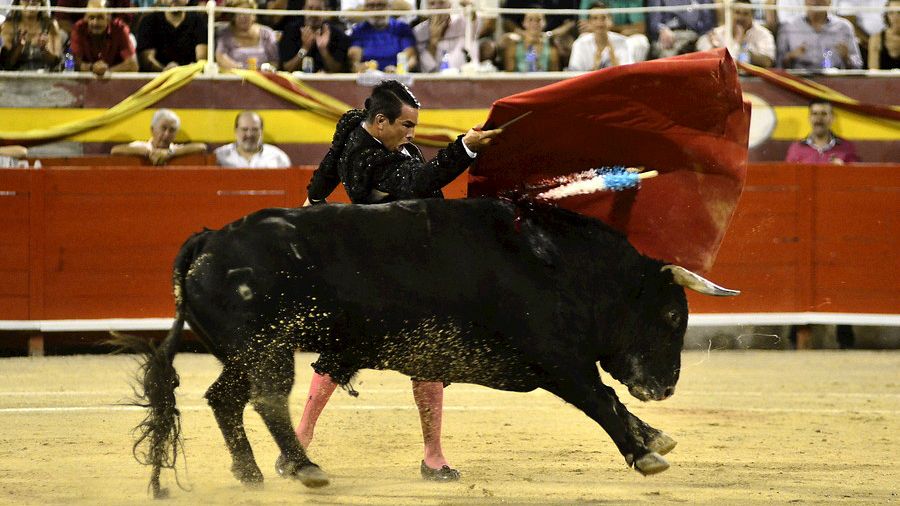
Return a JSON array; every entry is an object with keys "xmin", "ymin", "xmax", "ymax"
[
  {"xmin": 276, "ymin": 455, "xmax": 330, "ymax": 488},
  {"xmin": 646, "ymin": 431, "xmax": 677, "ymax": 456},
  {"xmin": 233, "ymin": 462, "xmax": 264, "ymax": 486},
  {"xmin": 295, "ymin": 464, "xmax": 330, "ymax": 488},
  {"xmin": 632, "ymin": 452, "xmax": 670, "ymax": 476}
]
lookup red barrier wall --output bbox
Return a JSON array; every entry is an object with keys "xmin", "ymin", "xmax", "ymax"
[{"xmin": 1, "ymin": 161, "xmax": 897, "ymax": 321}]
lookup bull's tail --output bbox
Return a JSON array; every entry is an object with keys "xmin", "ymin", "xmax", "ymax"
[{"xmin": 109, "ymin": 230, "xmax": 209, "ymax": 498}]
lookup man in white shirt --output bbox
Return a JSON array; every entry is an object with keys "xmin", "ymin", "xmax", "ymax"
[
  {"xmin": 568, "ymin": 1, "xmax": 633, "ymax": 71},
  {"xmin": 697, "ymin": 0, "xmax": 776, "ymax": 67},
  {"xmin": 414, "ymin": 0, "xmax": 479, "ymax": 72},
  {"xmin": 111, "ymin": 108, "xmax": 207, "ymax": 165},
  {"xmin": 215, "ymin": 111, "xmax": 292, "ymax": 168}
]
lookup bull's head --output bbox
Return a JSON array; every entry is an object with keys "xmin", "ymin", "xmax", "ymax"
[{"xmin": 600, "ymin": 264, "xmax": 739, "ymax": 402}]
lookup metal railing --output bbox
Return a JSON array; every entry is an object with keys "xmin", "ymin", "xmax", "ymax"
[{"xmin": 2, "ymin": 0, "xmax": 897, "ymax": 76}]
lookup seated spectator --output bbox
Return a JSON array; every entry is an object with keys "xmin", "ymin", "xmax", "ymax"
[
  {"xmin": 568, "ymin": 2, "xmax": 632, "ymax": 70},
  {"xmin": 348, "ymin": 0, "xmax": 416, "ymax": 72},
  {"xmin": 279, "ymin": 0, "xmax": 351, "ymax": 72},
  {"xmin": 136, "ymin": 0, "xmax": 208, "ymax": 72},
  {"xmin": 0, "ymin": 0, "xmax": 62, "ymax": 71},
  {"xmin": 53, "ymin": 0, "xmax": 131, "ymax": 36},
  {"xmin": 69, "ymin": 0, "xmax": 138, "ymax": 76},
  {"xmin": 647, "ymin": 0, "xmax": 716, "ymax": 58},
  {"xmin": 111, "ymin": 109, "xmax": 207, "ymax": 165},
  {"xmin": 503, "ymin": 8, "xmax": 560, "ymax": 71},
  {"xmin": 503, "ymin": 0, "xmax": 579, "ymax": 64},
  {"xmin": 836, "ymin": 0, "xmax": 887, "ymax": 58},
  {"xmin": 414, "ymin": 0, "xmax": 477, "ymax": 72},
  {"xmin": 785, "ymin": 99, "xmax": 859, "ymax": 163},
  {"xmin": 697, "ymin": 0, "xmax": 775, "ymax": 67},
  {"xmin": 216, "ymin": 0, "xmax": 280, "ymax": 71},
  {"xmin": 502, "ymin": 0, "xmax": 579, "ymax": 35},
  {"xmin": 778, "ymin": 0, "xmax": 863, "ymax": 69},
  {"xmin": 772, "ymin": 0, "xmax": 806, "ymax": 28},
  {"xmin": 215, "ymin": 111, "xmax": 291, "ymax": 168},
  {"xmin": 579, "ymin": 0, "xmax": 649, "ymax": 62},
  {"xmin": 868, "ymin": 0, "xmax": 899, "ymax": 68}
]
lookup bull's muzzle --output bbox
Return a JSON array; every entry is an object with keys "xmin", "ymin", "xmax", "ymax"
[{"xmin": 628, "ymin": 384, "xmax": 675, "ymax": 402}]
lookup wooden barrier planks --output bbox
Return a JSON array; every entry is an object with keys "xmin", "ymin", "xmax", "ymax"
[{"xmin": 1, "ymin": 162, "xmax": 897, "ymax": 322}]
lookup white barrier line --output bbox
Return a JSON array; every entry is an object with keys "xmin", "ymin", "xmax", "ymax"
[
  {"xmin": 0, "ymin": 405, "xmax": 502, "ymax": 414},
  {"xmin": 1, "ymin": 389, "xmax": 897, "ymax": 398},
  {"xmin": 1, "ymin": 404, "xmax": 898, "ymax": 415}
]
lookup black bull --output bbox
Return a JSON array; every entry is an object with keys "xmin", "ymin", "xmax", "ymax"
[{"xmin": 114, "ymin": 197, "xmax": 738, "ymax": 497}]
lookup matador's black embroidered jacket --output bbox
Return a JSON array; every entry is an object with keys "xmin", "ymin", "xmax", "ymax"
[{"xmin": 306, "ymin": 109, "xmax": 474, "ymax": 204}]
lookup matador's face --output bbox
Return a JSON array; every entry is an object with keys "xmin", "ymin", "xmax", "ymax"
[{"xmin": 376, "ymin": 104, "xmax": 418, "ymax": 152}]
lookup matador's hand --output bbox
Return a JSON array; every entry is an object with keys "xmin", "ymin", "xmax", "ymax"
[{"xmin": 462, "ymin": 124, "xmax": 503, "ymax": 153}]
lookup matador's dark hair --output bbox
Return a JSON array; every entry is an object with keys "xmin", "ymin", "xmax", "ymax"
[{"xmin": 364, "ymin": 80, "xmax": 420, "ymax": 123}]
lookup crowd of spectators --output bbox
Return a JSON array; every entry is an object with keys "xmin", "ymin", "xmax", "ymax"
[{"xmin": 0, "ymin": 0, "xmax": 897, "ymax": 74}]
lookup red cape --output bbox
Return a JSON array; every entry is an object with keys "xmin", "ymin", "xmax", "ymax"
[{"xmin": 469, "ymin": 49, "xmax": 750, "ymax": 273}]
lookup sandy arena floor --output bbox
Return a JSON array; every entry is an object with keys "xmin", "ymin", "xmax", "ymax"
[{"xmin": 0, "ymin": 350, "xmax": 897, "ymax": 505}]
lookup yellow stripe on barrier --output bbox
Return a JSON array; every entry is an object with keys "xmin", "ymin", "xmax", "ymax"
[{"xmin": 1, "ymin": 106, "xmax": 897, "ymax": 143}]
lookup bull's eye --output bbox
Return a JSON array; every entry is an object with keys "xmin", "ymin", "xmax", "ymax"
[{"xmin": 666, "ymin": 309, "xmax": 683, "ymax": 328}]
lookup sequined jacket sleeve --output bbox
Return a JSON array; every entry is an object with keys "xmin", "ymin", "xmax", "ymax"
[
  {"xmin": 340, "ymin": 130, "xmax": 474, "ymax": 203},
  {"xmin": 306, "ymin": 109, "xmax": 368, "ymax": 203}
]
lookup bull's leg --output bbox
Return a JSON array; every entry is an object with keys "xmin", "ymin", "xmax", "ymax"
[
  {"xmin": 541, "ymin": 365, "xmax": 669, "ymax": 476},
  {"xmin": 622, "ymin": 411, "xmax": 677, "ymax": 456},
  {"xmin": 205, "ymin": 365, "xmax": 264, "ymax": 486},
  {"xmin": 248, "ymin": 350, "xmax": 329, "ymax": 488}
]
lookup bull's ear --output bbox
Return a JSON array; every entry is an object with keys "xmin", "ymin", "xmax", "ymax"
[{"xmin": 661, "ymin": 265, "xmax": 740, "ymax": 297}]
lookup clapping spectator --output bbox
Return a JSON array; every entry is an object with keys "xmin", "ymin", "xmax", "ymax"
[
  {"xmin": 647, "ymin": 0, "xmax": 716, "ymax": 58},
  {"xmin": 279, "ymin": 0, "xmax": 351, "ymax": 72},
  {"xmin": 414, "ymin": 0, "xmax": 476, "ymax": 72},
  {"xmin": 69, "ymin": 0, "xmax": 138, "ymax": 76},
  {"xmin": 697, "ymin": 0, "xmax": 775, "ymax": 67},
  {"xmin": 111, "ymin": 109, "xmax": 207, "ymax": 165},
  {"xmin": 348, "ymin": 0, "xmax": 416, "ymax": 72},
  {"xmin": 777, "ymin": 0, "xmax": 863, "ymax": 69},
  {"xmin": 217, "ymin": 0, "xmax": 280, "ymax": 70},
  {"xmin": 0, "ymin": 0, "xmax": 62, "ymax": 71},
  {"xmin": 504, "ymin": 8, "xmax": 560, "ymax": 71},
  {"xmin": 868, "ymin": 0, "xmax": 899, "ymax": 68},
  {"xmin": 579, "ymin": 0, "xmax": 649, "ymax": 62},
  {"xmin": 568, "ymin": 1, "xmax": 632, "ymax": 70},
  {"xmin": 836, "ymin": 0, "xmax": 887, "ymax": 56},
  {"xmin": 136, "ymin": 0, "xmax": 208, "ymax": 72}
]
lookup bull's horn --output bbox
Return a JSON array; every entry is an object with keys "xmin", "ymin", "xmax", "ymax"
[{"xmin": 661, "ymin": 265, "xmax": 740, "ymax": 297}]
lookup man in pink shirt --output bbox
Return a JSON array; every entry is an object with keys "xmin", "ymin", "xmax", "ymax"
[
  {"xmin": 785, "ymin": 100, "xmax": 860, "ymax": 164},
  {"xmin": 69, "ymin": 0, "xmax": 138, "ymax": 76}
]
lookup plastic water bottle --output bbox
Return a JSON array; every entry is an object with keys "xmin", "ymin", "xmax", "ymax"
[
  {"xmin": 439, "ymin": 52, "xmax": 451, "ymax": 72},
  {"xmin": 63, "ymin": 52, "xmax": 75, "ymax": 72},
  {"xmin": 737, "ymin": 43, "xmax": 750, "ymax": 64},
  {"xmin": 395, "ymin": 51, "xmax": 408, "ymax": 74},
  {"xmin": 526, "ymin": 46, "xmax": 538, "ymax": 72},
  {"xmin": 821, "ymin": 49, "xmax": 834, "ymax": 70}
]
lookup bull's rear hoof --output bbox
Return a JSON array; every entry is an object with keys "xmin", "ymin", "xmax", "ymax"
[
  {"xmin": 647, "ymin": 431, "xmax": 677, "ymax": 456},
  {"xmin": 296, "ymin": 464, "xmax": 330, "ymax": 488},
  {"xmin": 633, "ymin": 452, "xmax": 669, "ymax": 476}
]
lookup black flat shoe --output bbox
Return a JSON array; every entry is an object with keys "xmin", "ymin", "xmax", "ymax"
[{"xmin": 420, "ymin": 460, "xmax": 460, "ymax": 482}]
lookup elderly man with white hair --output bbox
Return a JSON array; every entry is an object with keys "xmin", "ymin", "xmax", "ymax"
[{"xmin": 111, "ymin": 109, "xmax": 207, "ymax": 165}]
